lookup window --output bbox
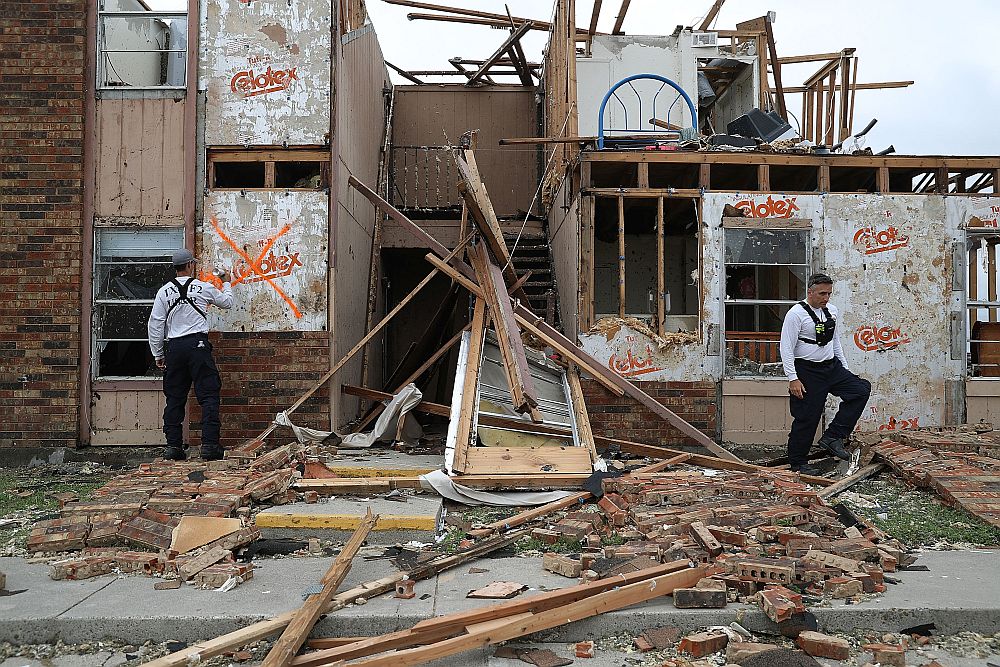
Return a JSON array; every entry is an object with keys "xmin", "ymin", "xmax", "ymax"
[
  {"xmin": 208, "ymin": 148, "xmax": 330, "ymax": 190},
  {"xmin": 98, "ymin": 0, "xmax": 187, "ymax": 89},
  {"xmin": 94, "ymin": 227, "xmax": 184, "ymax": 378},
  {"xmin": 967, "ymin": 222, "xmax": 1000, "ymax": 376},
  {"xmin": 723, "ymin": 223, "xmax": 810, "ymax": 376}
]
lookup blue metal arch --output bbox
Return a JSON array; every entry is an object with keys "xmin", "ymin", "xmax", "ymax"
[{"xmin": 597, "ymin": 73, "xmax": 697, "ymax": 150}]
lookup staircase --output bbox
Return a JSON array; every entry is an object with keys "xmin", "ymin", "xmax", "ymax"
[{"xmin": 505, "ymin": 231, "xmax": 560, "ymax": 329}]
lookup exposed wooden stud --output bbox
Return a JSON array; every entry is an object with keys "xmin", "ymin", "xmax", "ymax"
[
  {"xmin": 260, "ymin": 510, "xmax": 378, "ymax": 667},
  {"xmin": 617, "ymin": 194, "xmax": 626, "ymax": 318},
  {"xmin": 586, "ymin": 0, "xmax": 602, "ymax": 56},
  {"xmin": 777, "ymin": 51, "xmax": 853, "ymax": 65},
  {"xmin": 876, "ymin": 167, "xmax": 889, "ymax": 194},
  {"xmin": 938, "ymin": 167, "xmax": 950, "ymax": 194},
  {"xmin": 818, "ymin": 463, "xmax": 885, "ymax": 500},
  {"xmin": 451, "ymin": 297, "xmax": 488, "ymax": 473},
  {"xmin": 637, "ymin": 161, "xmax": 649, "ymax": 188},
  {"xmin": 611, "ymin": 0, "xmax": 631, "ymax": 34},
  {"xmin": 757, "ymin": 164, "xmax": 770, "ymax": 191},
  {"xmin": 848, "ymin": 56, "xmax": 859, "ymax": 136},
  {"xmin": 584, "ymin": 187, "xmax": 702, "ymax": 198},
  {"xmin": 656, "ymin": 196, "xmax": 665, "ymax": 335},
  {"xmin": 818, "ymin": 165, "xmax": 830, "ymax": 191},
  {"xmin": 699, "ymin": 163, "xmax": 711, "ymax": 189},
  {"xmin": 824, "ymin": 69, "xmax": 837, "ymax": 146},
  {"xmin": 782, "ymin": 80, "xmax": 913, "ymax": 94},
  {"xmin": 384, "ymin": 61, "xmax": 425, "ymax": 85},
  {"xmin": 263, "ymin": 161, "xmax": 276, "ymax": 188},
  {"xmin": 466, "ymin": 22, "xmax": 533, "ymax": 86},
  {"xmin": 566, "ymin": 365, "xmax": 598, "ymax": 463},
  {"xmin": 764, "ymin": 15, "xmax": 786, "ymax": 119},
  {"xmin": 582, "ymin": 153, "xmax": 1000, "ymax": 170},
  {"xmin": 838, "ymin": 55, "xmax": 851, "ymax": 142}
]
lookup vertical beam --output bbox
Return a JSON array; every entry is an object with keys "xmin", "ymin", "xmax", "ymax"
[
  {"xmin": 699, "ymin": 163, "xmax": 711, "ymax": 189},
  {"xmin": 764, "ymin": 16, "xmax": 786, "ymax": 119},
  {"xmin": 264, "ymin": 161, "xmax": 276, "ymax": 188},
  {"xmin": 877, "ymin": 167, "xmax": 889, "ymax": 194},
  {"xmin": 698, "ymin": 0, "xmax": 727, "ymax": 31},
  {"xmin": 637, "ymin": 162, "xmax": 649, "ymax": 188},
  {"xmin": 757, "ymin": 34, "xmax": 770, "ymax": 110},
  {"xmin": 804, "ymin": 89, "xmax": 814, "ymax": 144},
  {"xmin": 586, "ymin": 0, "xmax": 602, "ymax": 56},
  {"xmin": 618, "ymin": 195, "xmax": 626, "ymax": 318},
  {"xmin": 825, "ymin": 69, "xmax": 837, "ymax": 146},
  {"xmin": 656, "ymin": 196, "xmax": 665, "ymax": 335},
  {"xmin": 818, "ymin": 165, "xmax": 830, "ymax": 192},
  {"xmin": 451, "ymin": 297, "xmax": 488, "ymax": 473},
  {"xmin": 990, "ymin": 242, "xmax": 998, "ymax": 323},
  {"xmin": 937, "ymin": 167, "xmax": 950, "ymax": 194},
  {"xmin": 813, "ymin": 80, "xmax": 823, "ymax": 145},
  {"xmin": 757, "ymin": 164, "xmax": 770, "ymax": 191},
  {"xmin": 580, "ymin": 161, "xmax": 593, "ymax": 331},
  {"xmin": 611, "ymin": 0, "xmax": 631, "ymax": 34},
  {"xmin": 838, "ymin": 56, "xmax": 851, "ymax": 142},
  {"xmin": 566, "ymin": 365, "xmax": 598, "ymax": 464},
  {"xmin": 848, "ymin": 56, "xmax": 859, "ymax": 138},
  {"xmin": 969, "ymin": 239, "xmax": 978, "ymax": 334}
]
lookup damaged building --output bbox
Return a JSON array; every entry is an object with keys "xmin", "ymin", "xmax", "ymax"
[{"xmin": 3, "ymin": 0, "xmax": 1000, "ymax": 465}]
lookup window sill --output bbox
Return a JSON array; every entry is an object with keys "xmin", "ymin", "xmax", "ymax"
[
  {"xmin": 97, "ymin": 89, "xmax": 186, "ymax": 101},
  {"xmin": 93, "ymin": 379, "xmax": 162, "ymax": 391}
]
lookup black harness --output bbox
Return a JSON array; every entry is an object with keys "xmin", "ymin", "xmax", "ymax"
[
  {"xmin": 797, "ymin": 301, "xmax": 835, "ymax": 346},
  {"xmin": 165, "ymin": 278, "xmax": 207, "ymax": 322}
]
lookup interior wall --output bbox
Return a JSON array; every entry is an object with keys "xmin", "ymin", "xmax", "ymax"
[
  {"xmin": 712, "ymin": 63, "xmax": 756, "ymax": 132},
  {"xmin": 549, "ymin": 180, "xmax": 579, "ymax": 336},
  {"xmin": 333, "ymin": 25, "xmax": 391, "ymax": 425}
]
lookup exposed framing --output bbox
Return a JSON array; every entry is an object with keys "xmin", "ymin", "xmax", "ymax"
[{"xmin": 207, "ymin": 147, "xmax": 331, "ymax": 190}]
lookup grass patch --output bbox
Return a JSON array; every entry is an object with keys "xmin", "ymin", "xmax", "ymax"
[
  {"xmin": 837, "ymin": 475, "xmax": 1000, "ymax": 547},
  {"xmin": 514, "ymin": 536, "xmax": 581, "ymax": 554}
]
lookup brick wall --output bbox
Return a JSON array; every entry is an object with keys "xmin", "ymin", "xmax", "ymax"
[
  {"xmin": 0, "ymin": 2, "xmax": 86, "ymax": 447},
  {"xmin": 581, "ymin": 379, "xmax": 718, "ymax": 448},
  {"xmin": 192, "ymin": 332, "xmax": 331, "ymax": 449}
]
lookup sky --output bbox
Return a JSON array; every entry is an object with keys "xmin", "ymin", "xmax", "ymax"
[{"xmin": 363, "ymin": 0, "xmax": 1000, "ymax": 156}]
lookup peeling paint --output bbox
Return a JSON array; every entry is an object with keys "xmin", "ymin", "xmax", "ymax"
[
  {"xmin": 201, "ymin": 191, "xmax": 328, "ymax": 332},
  {"xmin": 204, "ymin": 0, "xmax": 331, "ymax": 145}
]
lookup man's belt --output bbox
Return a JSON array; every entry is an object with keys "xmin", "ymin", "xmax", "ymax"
[{"xmin": 795, "ymin": 357, "xmax": 835, "ymax": 368}]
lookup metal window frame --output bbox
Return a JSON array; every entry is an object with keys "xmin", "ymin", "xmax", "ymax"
[
  {"xmin": 96, "ymin": 9, "xmax": 189, "ymax": 91},
  {"xmin": 92, "ymin": 226, "xmax": 184, "ymax": 379},
  {"xmin": 965, "ymin": 230, "xmax": 1000, "ymax": 377},
  {"xmin": 722, "ymin": 225, "xmax": 812, "ymax": 377}
]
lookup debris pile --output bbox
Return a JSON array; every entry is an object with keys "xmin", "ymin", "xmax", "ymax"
[{"xmin": 528, "ymin": 467, "xmax": 911, "ymax": 616}]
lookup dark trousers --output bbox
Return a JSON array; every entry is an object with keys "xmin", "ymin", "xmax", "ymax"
[
  {"xmin": 163, "ymin": 333, "xmax": 222, "ymax": 454},
  {"xmin": 788, "ymin": 358, "xmax": 871, "ymax": 467}
]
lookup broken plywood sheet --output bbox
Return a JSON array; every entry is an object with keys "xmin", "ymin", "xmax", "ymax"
[
  {"xmin": 201, "ymin": 191, "xmax": 327, "ymax": 331},
  {"xmin": 466, "ymin": 581, "xmax": 527, "ymax": 599},
  {"xmin": 824, "ymin": 194, "xmax": 959, "ymax": 432},
  {"xmin": 203, "ymin": 0, "xmax": 331, "ymax": 145},
  {"xmin": 170, "ymin": 516, "xmax": 242, "ymax": 555}
]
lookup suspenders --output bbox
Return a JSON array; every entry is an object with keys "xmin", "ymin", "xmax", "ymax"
[{"xmin": 165, "ymin": 278, "xmax": 207, "ymax": 322}]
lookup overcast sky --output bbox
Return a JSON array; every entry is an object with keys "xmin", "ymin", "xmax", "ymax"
[{"xmin": 364, "ymin": 0, "xmax": 1000, "ymax": 156}]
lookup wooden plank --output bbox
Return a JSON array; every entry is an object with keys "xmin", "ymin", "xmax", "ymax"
[
  {"xmin": 208, "ymin": 149, "xmax": 330, "ymax": 163},
  {"xmin": 466, "ymin": 22, "xmax": 533, "ymax": 86},
  {"xmin": 587, "ymin": 0, "xmax": 602, "ymax": 40},
  {"xmin": 584, "ymin": 188, "xmax": 702, "ymax": 198},
  {"xmin": 838, "ymin": 55, "xmax": 851, "ymax": 142},
  {"xmin": 617, "ymin": 195, "xmax": 625, "ymax": 318},
  {"xmin": 261, "ymin": 510, "xmax": 378, "ymax": 667},
  {"xmin": 468, "ymin": 244, "xmax": 540, "ymax": 415},
  {"xmin": 818, "ymin": 463, "xmax": 884, "ymax": 501},
  {"xmin": 611, "ymin": 0, "xmax": 631, "ymax": 34},
  {"xmin": 461, "ymin": 446, "xmax": 593, "ymax": 476},
  {"xmin": 161, "ymin": 99, "xmax": 186, "ymax": 217},
  {"xmin": 757, "ymin": 164, "xmax": 770, "ymax": 191},
  {"xmin": 722, "ymin": 217, "xmax": 811, "ymax": 229},
  {"xmin": 580, "ymin": 190, "xmax": 594, "ymax": 330},
  {"xmin": 778, "ymin": 51, "xmax": 850, "ymax": 65},
  {"xmin": 119, "ymin": 99, "xmax": 143, "ymax": 216},
  {"xmin": 451, "ymin": 297, "xmax": 488, "ymax": 473},
  {"xmin": 343, "ymin": 566, "xmax": 707, "ymax": 666},
  {"xmin": 567, "ymin": 365, "xmax": 598, "ymax": 463},
  {"xmin": 698, "ymin": 0, "xmax": 726, "ymax": 31},
  {"xmin": 877, "ymin": 167, "xmax": 889, "ymax": 194},
  {"xmin": 293, "ymin": 561, "xmax": 691, "ymax": 666},
  {"xmin": 781, "ymin": 80, "xmax": 913, "ymax": 94},
  {"xmin": 990, "ymin": 243, "xmax": 998, "ymax": 322},
  {"xmin": 139, "ymin": 100, "xmax": 163, "ymax": 217}
]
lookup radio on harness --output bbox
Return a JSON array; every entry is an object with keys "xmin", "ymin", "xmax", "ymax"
[{"xmin": 796, "ymin": 300, "xmax": 835, "ymax": 346}]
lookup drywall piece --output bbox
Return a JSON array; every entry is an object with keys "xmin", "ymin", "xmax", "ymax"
[{"xmin": 170, "ymin": 516, "xmax": 242, "ymax": 555}]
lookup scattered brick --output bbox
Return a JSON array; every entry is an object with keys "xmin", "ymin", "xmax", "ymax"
[
  {"xmin": 759, "ymin": 585, "xmax": 804, "ymax": 623},
  {"xmin": 395, "ymin": 579, "xmax": 415, "ymax": 599},
  {"xmin": 641, "ymin": 626, "xmax": 680, "ymax": 649},
  {"xmin": 119, "ymin": 510, "xmax": 178, "ymax": 551},
  {"xmin": 797, "ymin": 631, "xmax": 850, "ymax": 660},
  {"xmin": 862, "ymin": 643, "xmax": 905, "ymax": 667},
  {"xmin": 531, "ymin": 528, "xmax": 562, "ymax": 545},
  {"xmin": 673, "ymin": 587, "xmax": 727, "ymax": 608},
  {"xmin": 633, "ymin": 635, "xmax": 654, "ymax": 652},
  {"xmin": 725, "ymin": 642, "xmax": 780, "ymax": 663},
  {"xmin": 27, "ymin": 516, "xmax": 90, "ymax": 552},
  {"xmin": 824, "ymin": 577, "xmax": 863, "ymax": 599},
  {"xmin": 543, "ymin": 552, "xmax": 582, "ymax": 578},
  {"xmin": 154, "ymin": 579, "xmax": 182, "ymax": 590},
  {"xmin": 179, "ymin": 547, "xmax": 232, "ymax": 581},
  {"xmin": 678, "ymin": 631, "xmax": 728, "ymax": 658},
  {"xmin": 574, "ymin": 641, "xmax": 594, "ymax": 658},
  {"xmin": 193, "ymin": 563, "xmax": 253, "ymax": 590}
]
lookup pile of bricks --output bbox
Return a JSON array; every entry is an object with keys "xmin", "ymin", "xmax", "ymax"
[
  {"xmin": 873, "ymin": 439, "xmax": 1000, "ymax": 528},
  {"xmin": 889, "ymin": 424, "xmax": 1000, "ymax": 459},
  {"xmin": 534, "ymin": 467, "xmax": 909, "ymax": 619},
  {"xmin": 24, "ymin": 444, "xmax": 305, "ymax": 587}
]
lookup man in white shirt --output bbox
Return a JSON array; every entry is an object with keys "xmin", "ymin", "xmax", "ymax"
[
  {"xmin": 147, "ymin": 249, "xmax": 234, "ymax": 461},
  {"xmin": 779, "ymin": 273, "xmax": 871, "ymax": 475}
]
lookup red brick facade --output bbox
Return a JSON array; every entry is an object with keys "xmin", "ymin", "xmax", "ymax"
[
  {"xmin": 581, "ymin": 379, "xmax": 719, "ymax": 447},
  {"xmin": 0, "ymin": 2, "xmax": 86, "ymax": 447},
  {"xmin": 194, "ymin": 332, "xmax": 331, "ymax": 450}
]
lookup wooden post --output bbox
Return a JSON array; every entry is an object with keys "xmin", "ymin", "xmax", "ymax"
[
  {"xmin": 989, "ymin": 243, "xmax": 997, "ymax": 323},
  {"xmin": 699, "ymin": 163, "xmax": 710, "ymax": 189},
  {"xmin": 451, "ymin": 297, "xmax": 488, "ymax": 473},
  {"xmin": 764, "ymin": 16, "xmax": 786, "ymax": 119},
  {"xmin": 824, "ymin": 69, "xmax": 837, "ymax": 146},
  {"xmin": 757, "ymin": 164, "xmax": 770, "ymax": 191},
  {"xmin": 656, "ymin": 196, "xmax": 665, "ymax": 335},
  {"xmin": 818, "ymin": 165, "xmax": 830, "ymax": 192},
  {"xmin": 617, "ymin": 194, "xmax": 626, "ymax": 317},
  {"xmin": 838, "ymin": 55, "xmax": 851, "ymax": 142},
  {"xmin": 637, "ymin": 161, "xmax": 649, "ymax": 188},
  {"xmin": 877, "ymin": 167, "xmax": 889, "ymax": 194},
  {"xmin": 566, "ymin": 364, "xmax": 598, "ymax": 463}
]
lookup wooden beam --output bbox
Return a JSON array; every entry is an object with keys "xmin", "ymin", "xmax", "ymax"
[
  {"xmin": 567, "ymin": 365, "xmax": 598, "ymax": 463},
  {"xmin": 611, "ymin": 0, "xmax": 630, "ymax": 34},
  {"xmin": 777, "ymin": 51, "xmax": 853, "ymax": 65},
  {"xmin": 782, "ymin": 80, "xmax": 912, "ymax": 95},
  {"xmin": 466, "ymin": 22, "xmax": 533, "ymax": 86},
  {"xmin": 698, "ymin": 0, "xmax": 726, "ymax": 31},
  {"xmin": 818, "ymin": 463, "xmax": 885, "ymax": 500},
  {"xmin": 260, "ymin": 510, "xmax": 378, "ymax": 667},
  {"xmin": 580, "ymin": 152, "xmax": 1000, "ymax": 170},
  {"xmin": 617, "ymin": 195, "xmax": 625, "ymax": 318},
  {"xmin": 764, "ymin": 16, "xmax": 786, "ymax": 119},
  {"xmin": 499, "ymin": 133, "xmax": 678, "ymax": 145},
  {"xmin": 336, "ymin": 566, "xmax": 706, "ymax": 666},
  {"xmin": 468, "ymin": 244, "xmax": 540, "ymax": 416},
  {"xmin": 588, "ymin": 0, "xmax": 602, "ymax": 36},
  {"xmin": 451, "ymin": 297, "xmax": 488, "ymax": 473},
  {"xmin": 384, "ymin": 61, "xmax": 425, "ymax": 85},
  {"xmin": 405, "ymin": 11, "xmax": 596, "ymax": 35},
  {"xmin": 656, "ymin": 196, "xmax": 664, "ymax": 335},
  {"xmin": 802, "ymin": 49, "xmax": 854, "ymax": 88}
]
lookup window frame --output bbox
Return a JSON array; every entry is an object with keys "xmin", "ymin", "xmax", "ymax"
[
  {"xmin": 722, "ymin": 217, "xmax": 812, "ymax": 377},
  {"xmin": 207, "ymin": 147, "xmax": 331, "ymax": 191},
  {"xmin": 966, "ymin": 227, "xmax": 1000, "ymax": 377},
  {"xmin": 97, "ymin": 6, "xmax": 188, "ymax": 91},
  {"xmin": 92, "ymin": 225, "xmax": 186, "ymax": 380}
]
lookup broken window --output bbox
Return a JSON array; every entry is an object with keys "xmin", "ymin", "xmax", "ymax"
[
  {"xmin": 591, "ymin": 195, "xmax": 699, "ymax": 333},
  {"xmin": 98, "ymin": 0, "xmax": 187, "ymax": 89},
  {"xmin": 208, "ymin": 149, "xmax": 330, "ymax": 190},
  {"xmin": 967, "ymin": 227, "xmax": 1000, "ymax": 376},
  {"xmin": 94, "ymin": 227, "xmax": 183, "ymax": 378},
  {"xmin": 723, "ymin": 222, "xmax": 810, "ymax": 376}
]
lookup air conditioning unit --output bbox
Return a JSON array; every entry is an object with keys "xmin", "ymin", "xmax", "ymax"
[{"xmin": 691, "ymin": 32, "xmax": 718, "ymax": 48}]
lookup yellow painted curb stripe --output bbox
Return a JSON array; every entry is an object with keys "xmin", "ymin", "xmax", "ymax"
[
  {"xmin": 254, "ymin": 513, "xmax": 437, "ymax": 531},
  {"xmin": 322, "ymin": 467, "xmax": 437, "ymax": 479}
]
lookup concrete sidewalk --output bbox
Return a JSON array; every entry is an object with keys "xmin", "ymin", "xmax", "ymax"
[{"xmin": 2, "ymin": 550, "xmax": 998, "ymax": 648}]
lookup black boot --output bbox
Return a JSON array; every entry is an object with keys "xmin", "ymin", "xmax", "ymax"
[
  {"xmin": 791, "ymin": 463, "xmax": 821, "ymax": 475},
  {"xmin": 200, "ymin": 448, "xmax": 224, "ymax": 461},
  {"xmin": 816, "ymin": 434, "xmax": 850, "ymax": 460},
  {"xmin": 163, "ymin": 443, "xmax": 189, "ymax": 461}
]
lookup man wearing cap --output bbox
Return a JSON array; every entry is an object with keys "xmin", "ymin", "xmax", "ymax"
[
  {"xmin": 147, "ymin": 249, "xmax": 234, "ymax": 461},
  {"xmin": 779, "ymin": 273, "xmax": 871, "ymax": 475}
]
